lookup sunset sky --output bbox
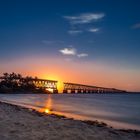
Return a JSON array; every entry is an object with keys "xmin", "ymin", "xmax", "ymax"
[{"xmin": 0, "ymin": 0, "xmax": 140, "ymax": 91}]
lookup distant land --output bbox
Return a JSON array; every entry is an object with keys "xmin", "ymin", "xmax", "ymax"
[{"xmin": 0, "ymin": 72, "xmax": 134, "ymax": 94}]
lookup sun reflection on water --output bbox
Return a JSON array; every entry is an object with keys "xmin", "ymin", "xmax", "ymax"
[
  {"xmin": 44, "ymin": 108, "xmax": 50, "ymax": 114},
  {"xmin": 44, "ymin": 94, "xmax": 52, "ymax": 114}
]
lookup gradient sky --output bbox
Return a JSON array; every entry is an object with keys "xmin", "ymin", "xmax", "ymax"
[{"xmin": 0, "ymin": 0, "xmax": 140, "ymax": 91}]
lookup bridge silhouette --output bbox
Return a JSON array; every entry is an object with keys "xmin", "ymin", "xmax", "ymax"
[
  {"xmin": 63, "ymin": 82, "xmax": 126, "ymax": 93},
  {"xmin": 31, "ymin": 78, "xmax": 58, "ymax": 93},
  {"xmin": 0, "ymin": 77, "xmax": 58, "ymax": 93},
  {"xmin": 0, "ymin": 77, "xmax": 126, "ymax": 93}
]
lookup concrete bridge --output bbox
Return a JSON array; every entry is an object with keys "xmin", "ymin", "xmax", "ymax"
[
  {"xmin": 63, "ymin": 82, "xmax": 126, "ymax": 93},
  {"xmin": 0, "ymin": 77, "xmax": 58, "ymax": 93},
  {"xmin": 32, "ymin": 78, "xmax": 58, "ymax": 93},
  {"xmin": 0, "ymin": 76, "xmax": 126, "ymax": 94}
]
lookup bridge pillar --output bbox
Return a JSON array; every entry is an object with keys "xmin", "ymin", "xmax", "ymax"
[
  {"xmin": 103, "ymin": 90, "xmax": 106, "ymax": 93},
  {"xmin": 83, "ymin": 90, "xmax": 87, "ymax": 93},
  {"xmin": 95, "ymin": 90, "xmax": 98, "ymax": 93},
  {"xmin": 53, "ymin": 89, "xmax": 58, "ymax": 94},
  {"xmin": 88, "ymin": 90, "xmax": 91, "ymax": 93},
  {"xmin": 71, "ymin": 90, "xmax": 75, "ymax": 93},
  {"xmin": 77, "ymin": 90, "xmax": 82, "ymax": 93},
  {"xmin": 98, "ymin": 89, "xmax": 101, "ymax": 93},
  {"xmin": 92, "ymin": 90, "xmax": 96, "ymax": 93},
  {"xmin": 102, "ymin": 89, "xmax": 105, "ymax": 93},
  {"xmin": 63, "ymin": 90, "xmax": 68, "ymax": 93},
  {"xmin": 100, "ymin": 90, "xmax": 103, "ymax": 93}
]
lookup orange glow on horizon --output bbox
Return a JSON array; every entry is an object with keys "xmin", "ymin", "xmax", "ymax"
[{"xmin": 1, "ymin": 56, "xmax": 140, "ymax": 92}]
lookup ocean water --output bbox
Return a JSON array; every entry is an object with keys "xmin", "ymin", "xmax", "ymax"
[{"xmin": 0, "ymin": 93, "xmax": 140, "ymax": 130}]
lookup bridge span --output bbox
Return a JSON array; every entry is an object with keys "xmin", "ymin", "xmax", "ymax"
[
  {"xmin": 63, "ymin": 82, "xmax": 126, "ymax": 93},
  {"xmin": 0, "ymin": 77, "xmax": 58, "ymax": 93},
  {"xmin": 0, "ymin": 76, "xmax": 126, "ymax": 94},
  {"xmin": 32, "ymin": 78, "xmax": 58, "ymax": 93}
]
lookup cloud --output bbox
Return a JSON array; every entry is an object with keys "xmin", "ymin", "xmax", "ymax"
[
  {"xmin": 63, "ymin": 13, "xmax": 105, "ymax": 24},
  {"xmin": 59, "ymin": 47, "xmax": 76, "ymax": 55},
  {"xmin": 59, "ymin": 47, "xmax": 88, "ymax": 59},
  {"xmin": 88, "ymin": 28, "xmax": 100, "ymax": 32},
  {"xmin": 77, "ymin": 53, "xmax": 88, "ymax": 58},
  {"xmin": 68, "ymin": 30, "xmax": 83, "ymax": 35},
  {"xmin": 63, "ymin": 13, "xmax": 105, "ymax": 35},
  {"xmin": 132, "ymin": 23, "xmax": 140, "ymax": 29}
]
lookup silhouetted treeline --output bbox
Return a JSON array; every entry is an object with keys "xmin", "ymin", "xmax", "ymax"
[{"xmin": 0, "ymin": 73, "xmax": 46, "ymax": 93}]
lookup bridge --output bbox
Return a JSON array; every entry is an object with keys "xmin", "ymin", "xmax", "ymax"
[
  {"xmin": 32, "ymin": 78, "xmax": 58, "ymax": 93},
  {"xmin": 63, "ymin": 82, "xmax": 126, "ymax": 93},
  {"xmin": 0, "ymin": 77, "xmax": 58, "ymax": 93},
  {"xmin": 0, "ymin": 76, "xmax": 126, "ymax": 94}
]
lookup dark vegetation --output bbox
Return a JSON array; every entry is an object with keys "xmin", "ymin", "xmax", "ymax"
[{"xmin": 0, "ymin": 72, "xmax": 48, "ymax": 93}]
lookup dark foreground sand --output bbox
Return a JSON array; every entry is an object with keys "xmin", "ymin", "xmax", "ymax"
[{"xmin": 0, "ymin": 101, "xmax": 140, "ymax": 140}]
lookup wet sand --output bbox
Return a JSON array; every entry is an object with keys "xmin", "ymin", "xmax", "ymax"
[{"xmin": 0, "ymin": 101, "xmax": 140, "ymax": 140}]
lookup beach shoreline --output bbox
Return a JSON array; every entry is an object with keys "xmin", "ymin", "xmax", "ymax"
[{"xmin": 0, "ymin": 101, "xmax": 140, "ymax": 140}]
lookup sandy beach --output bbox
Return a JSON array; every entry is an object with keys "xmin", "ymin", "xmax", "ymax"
[{"xmin": 0, "ymin": 101, "xmax": 140, "ymax": 140}]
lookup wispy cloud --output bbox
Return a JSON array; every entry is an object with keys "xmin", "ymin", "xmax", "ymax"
[
  {"xmin": 59, "ymin": 47, "xmax": 76, "ymax": 55},
  {"xmin": 88, "ymin": 28, "xmax": 100, "ymax": 33},
  {"xmin": 63, "ymin": 12, "xmax": 105, "ymax": 35},
  {"xmin": 64, "ymin": 13, "xmax": 105, "ymax": 24},
  {"xmin": 68, "ymin": 30, "xmax": 83, "ymax": 35},
  {"xmin": 132, "ymin": 23, "xmax": 140, "ymax": 29},
  {"xmin": 77, "ymin": 53, "xmax": 88, "ymax": 58}
]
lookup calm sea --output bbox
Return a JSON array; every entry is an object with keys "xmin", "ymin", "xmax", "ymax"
[{"xmin": 0, "ymin": 93, "xmax": 140, "ymax": 130}]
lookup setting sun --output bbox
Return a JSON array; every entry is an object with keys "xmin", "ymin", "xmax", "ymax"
[
  {"xmin": 57, "ymin": 81, "xmax": 64, "ymax": 93},
  {"xmin": 42, "ymin": 74, "xmax": 64, "ymax": 93}
]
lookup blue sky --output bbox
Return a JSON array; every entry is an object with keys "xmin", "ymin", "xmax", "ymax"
[{"xmin": 0, "ymin": 0, "xmax": 140, "ymax": 91}]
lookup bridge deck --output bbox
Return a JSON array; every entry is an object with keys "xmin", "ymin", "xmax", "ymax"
[{"xmin": 63, "ymin": 82, "xmax": 126, "ymax": 93}]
